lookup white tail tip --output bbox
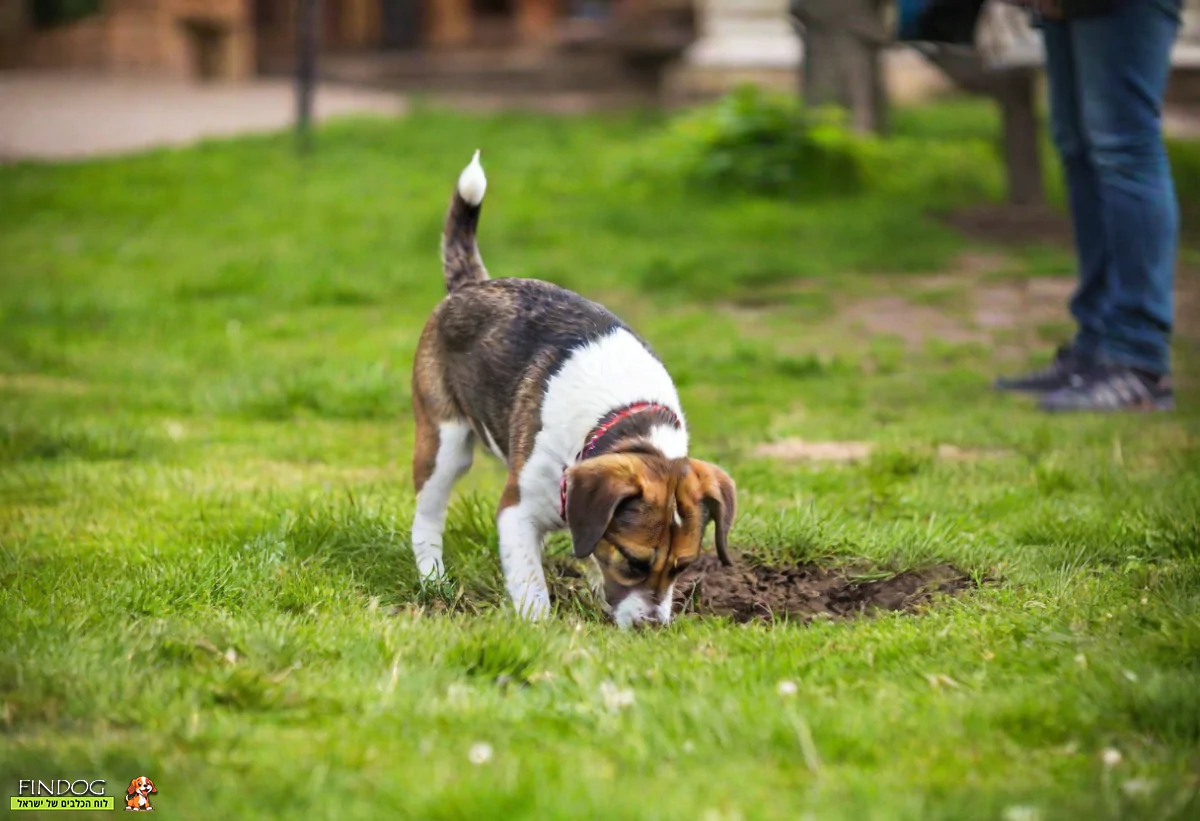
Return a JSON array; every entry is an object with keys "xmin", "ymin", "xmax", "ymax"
[{"xmin": 457, "ymin": 149, "xmax": 487, "ymax": 206}]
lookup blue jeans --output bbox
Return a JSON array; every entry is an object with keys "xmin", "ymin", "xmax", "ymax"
[{"xmin": 1041, "ymin": 0, "xmax": 1182, "ymax": 375}]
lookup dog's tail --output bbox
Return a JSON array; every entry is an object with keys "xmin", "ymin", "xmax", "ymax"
[{"xmin": 442, "ymin": 150, "xmax": 489, "ymax": 293}]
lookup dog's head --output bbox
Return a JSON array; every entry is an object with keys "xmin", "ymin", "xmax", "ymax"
[
  {"xmin": 564, "ymin": 453, "xmax": 735, "ymax": 628},
  {"xmin": 127, "ymin": 777, "xmax": 155, "ymax": 798}
]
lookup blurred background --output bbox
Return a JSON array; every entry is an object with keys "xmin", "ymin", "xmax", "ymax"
[
  {"xmin": 3, "ymin": 10, "xmax": 1200, "ymax": 813},
  {"xmin": 3, "ymin": 0, "xmax": 1200, "ymax": 172}
]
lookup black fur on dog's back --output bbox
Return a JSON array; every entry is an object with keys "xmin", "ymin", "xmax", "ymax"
[{"xmin": 435, "ymin": 278, "xmax": 631, "ymax": 458}]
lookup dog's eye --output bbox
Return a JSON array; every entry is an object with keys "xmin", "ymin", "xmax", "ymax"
[
  {"xmin": 625, "ymin": 555, "xmax": 651, "ymax": 575},
  {"xmin": 613, "ymin": 495, "xmax": 642, "ymax": 521},
  {"xmin": 624, "ymin": 554, "xmax": 652, "ymax": 573}
]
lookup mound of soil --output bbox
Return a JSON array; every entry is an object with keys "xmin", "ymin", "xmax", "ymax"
[
  {"xmin": 546, "ymin": 553, "xmax": 974, "ymax": 625},
  {"xmin": 674, "ymin": 554, "xmax": 973, "ymax": 624}
]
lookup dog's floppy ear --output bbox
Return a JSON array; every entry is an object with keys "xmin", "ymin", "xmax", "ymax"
[
  {"xmin": 147, "ymin": 779, "xmax": 156, "ymax": 794},
  {"xmin": 126, "ymin": 780, "xmax": 139, "ymax": 797},
  {"xmin": 565, "ymin": 457, "xmax": 640, "ymax": 559},
  {"xmin": 689, "ymin": 459, "xmax": 737, "ymax": 566}
]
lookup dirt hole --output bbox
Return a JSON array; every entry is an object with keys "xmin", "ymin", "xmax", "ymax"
[
  {"xmin": 941, "ymin": 204, "xmax": 1073, "ymax": 246},
  {"xmin": 548, "ymin": 554, "xmax": 975, "ymax": 625}
]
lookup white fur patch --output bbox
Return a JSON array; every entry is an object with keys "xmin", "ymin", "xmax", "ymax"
[
  {"xmin": 657, "ymin": 584, "xmax": 676, "ymax": 624},
  {"xmin": 612, "ymin": 587, "xmax": 675, "ymax": 629},
  {"xmin": 411, "ymin": 422, "xmax": 473, "ymax": 580},
  {"xmin": 497, "ymin": 506, "xmax": 550, "ymax": 620},
  {"xmin": 457, "ymin": 150, "xmax": 487, "ymax": 206},
  {"xmin": 613, "ymin": 592, "xmax": 656, "ymax": 629},
  {"xmin": 515, "ymin": 327, "xmax": 688, "ymax": 533},
  {"xmin": 479, "ymin": 423, "xmax": 506, "ymax": 462}
]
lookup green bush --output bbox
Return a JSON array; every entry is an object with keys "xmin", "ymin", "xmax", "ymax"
[
  {"xmin": 27, "ymin": 0, "xmax": 103, "ymax": 28},
  {"xmin": 1167, "ymin": 139, "xmax": 1200, "ymax": 242},
  {"xmin": 653, "ymin": 85, "xmax": 872, "ymax": 199}
]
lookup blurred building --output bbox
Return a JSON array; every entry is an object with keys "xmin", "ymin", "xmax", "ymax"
[
  {"xmin": 2, "ymin": 0, "xmax": 1197, "ymax": 105},
  {"xmin": 0, "ymin": 0, "xmax": 698, "ymax": 95},
  {"xmin": 0, "ymin": 0, "xmax": 255, "ymax": 78}
]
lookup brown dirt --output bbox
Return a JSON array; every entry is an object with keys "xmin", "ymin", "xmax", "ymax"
[
  {"xmin": 545, "ymin": 554, "xmax": 974, "ymax": 625},
  {"xmin": 941, "ymin": 204, "xmax": 1073, "ymax": 246},
  {"xmin": 839, "ymin": 296, "xmax": 986, "ymax": 347},
  {"xmin": 752, "ymin": 439, "xmax": 1007, "ymax": 464},
  {"xmin": 753, "ymin": 439, "xmax": 873, "ymax": 463},
  {"xmin": 673, "ymin": 554, "xmax": 974, "ymax": 624}
]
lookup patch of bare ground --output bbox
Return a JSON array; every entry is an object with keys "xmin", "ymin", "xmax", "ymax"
[
  {"xmin": 752, "ymin": 439, "xmax": 1007, "ymax": 463},
  {"xmin": 545, "ymin": 554, "xmax": 975, "ymax": 625},
  {"xmin": 0, "ymin": 373, "xmax": 90, "ymax": 394},
  {"xmin": 972, "ymin": 278, "xmax": 1075, "ymax": 333},
  {"xmin": 215, "ymin": 460, "xmax": 397, "ymax": 492},
  {"xmin": 839, "ymin": 296, "xmax": 986, "ymax": 347},
  {"xmin": 941, "ymin": 204, "xmax": 1073, "ymax": 246},
  {"xmin": 674, "ymin": 554, "xmax": 974, "ymax": 624}
]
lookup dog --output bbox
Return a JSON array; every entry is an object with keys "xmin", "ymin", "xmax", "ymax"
[
  {"xmin": 409, "ymin": 151, "xmax": 737, "ymax": 628},
  {"xmin": 124, "ymin": 776, "xmax": 155, "ymax": 811}
]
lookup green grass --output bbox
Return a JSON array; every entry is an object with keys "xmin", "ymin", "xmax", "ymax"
[{"xmin": 1, "ymin": 98, "xmax": 1199, "ymax": 821}]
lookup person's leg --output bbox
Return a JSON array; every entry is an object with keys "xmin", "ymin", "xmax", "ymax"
[
  {"xmin": 1043, "ymin": 17, "xmax": 1112, "ymax": 361},
  {"xmin": 995, "ymin": 16, "xmax": 1104, "ymax": 393},
  {"xmin": 1072, "ymin": 0, "xmax": 1181, "ymax": 376}
]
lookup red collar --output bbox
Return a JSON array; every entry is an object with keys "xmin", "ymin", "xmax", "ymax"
[{"xmin": 559, "ymin": 402, "xmax": 680, "ymax": 521}]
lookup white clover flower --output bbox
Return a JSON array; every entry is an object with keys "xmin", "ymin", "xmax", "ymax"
[
  {"xmin": 1002, "ymin": 806, "xmax": 1040, "ymax": 821},
  {"xmin": 600, "ymin": 680, "xmax": 635, "ymax": 711},
  {"xmin": 468, "ymin": 742, "xmax": 493, "ymax": 765},
  {"xmin": 777, "ymin": 680, "xmax": 798, "ymax": 697},
  {"xmin": 1102, "ymin": 748, "xmax": 1123, "ymax": 768}
]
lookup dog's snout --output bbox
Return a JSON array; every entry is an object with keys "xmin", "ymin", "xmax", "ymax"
[
  {"xmin": 611, "ymin": 591, "xmax": 674, "ymax": 630},
  {"xmin": 631, "ymin": 615, "xmax": 666, "ymax": 631}
]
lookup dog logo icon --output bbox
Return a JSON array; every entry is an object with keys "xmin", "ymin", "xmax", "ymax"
[{"xmin": 124, "ymin": 776, "xmax": 156, "ymax": 811}]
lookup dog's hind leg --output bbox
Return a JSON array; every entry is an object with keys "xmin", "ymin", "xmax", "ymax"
[
  {"xmin": 411, "ymin": 343, "xmax": 474, "ymax": 582},
  {"xmin": 411, "ymin": 410, "xmax": 474, "ymax": 581}
]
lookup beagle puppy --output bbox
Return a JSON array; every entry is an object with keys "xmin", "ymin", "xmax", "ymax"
[
  {"xmin": 410, "ymin": 152, "xmax": 736, "ymax": 628},
  {"xmin": 124, "ymin": 776, "xmax": 156, "ymax": 811}
]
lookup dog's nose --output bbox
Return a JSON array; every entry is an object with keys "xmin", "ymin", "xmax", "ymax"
[{"xmin": 631, "ymin": 615, "xmax": 666, "ymax": 631}]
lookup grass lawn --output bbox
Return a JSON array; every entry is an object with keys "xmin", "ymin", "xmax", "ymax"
[{"xmin": 1, "ymin": 98, "xmax": 1198, "ymax": 820}]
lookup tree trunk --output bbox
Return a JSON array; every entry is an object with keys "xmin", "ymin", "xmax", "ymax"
[
  {"xmin": 997, "ymin": 70, "xmax": 1044, "ymax": 206},
  {"xmin": 800, "ymin": 27, "xmax": 844, "ymax": 106},
  {"xmin": 918, "ymin": 46, "xmax": 1047, "ymax": 207},
  {"xmin": 791, "ymin": 0, "xmax": 890, "ymax": 135}
]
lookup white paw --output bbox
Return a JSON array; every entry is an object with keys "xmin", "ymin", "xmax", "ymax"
[
  {"xmin": 512, "ymin": 587, "xmax": 551, "ymax": 621},
  {"xmin": 415, "ymin": 555, "xmax": 446, "ymax": 582}
]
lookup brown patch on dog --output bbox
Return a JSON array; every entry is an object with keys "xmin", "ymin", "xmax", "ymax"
[
  {"xmin": 564, "ymin": 454, "xmax": 735, "ymax": 615},
  {"xmin": 411, "ymin": 320, "xmax": 468, "ymax": 493},
  {"xmin": 674, "ymin": 555, "xmax": 974, "ymax": 623}
]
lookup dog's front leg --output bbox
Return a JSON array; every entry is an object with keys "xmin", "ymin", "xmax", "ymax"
[{"xmin": 496, "ymin": 499, "xmax": 551, "ymax": 621}]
